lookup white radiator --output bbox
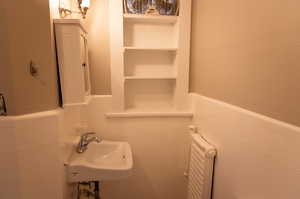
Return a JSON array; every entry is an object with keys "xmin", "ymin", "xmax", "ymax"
[{"xmin": 187, "ymin": 128, "xmax": 217, "ymax": 199}]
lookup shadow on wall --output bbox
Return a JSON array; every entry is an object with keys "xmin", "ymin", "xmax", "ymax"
[{"xmin": 84, "ymin": 0, "xmax": 112, "ymax": 95}]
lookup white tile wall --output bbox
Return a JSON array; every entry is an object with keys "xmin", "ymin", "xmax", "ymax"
[
  {"xmin": 2, "ymin": 93, "xmax": 298, "ymax": 199},
  {"xmin": 190, "ymin": 93, "xmax": 300, "ymax": 199},
  {"xmin": 0, "ymin": 111, "xmax": 64, "ymax": 199},
  {"xmin": 87, "ymin": 95, "xmax": 192, "ymax": 199},
  {"xmin": 0, "ymin": 123, "xmax": 20, "ymax": 199}
]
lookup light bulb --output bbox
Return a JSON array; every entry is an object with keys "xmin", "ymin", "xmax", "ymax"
[{"xmin": 81, "ymin": 0, "xmax": 90, "ymax": 8}]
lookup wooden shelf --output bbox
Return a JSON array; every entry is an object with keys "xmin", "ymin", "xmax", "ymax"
[
  {"xmin": 124, "ymin": 49, "xmax": 176, "ymax": 77},
  {"xmin": 124, "ymin": 47, "xmax": 178, "ymax": 51},
  {"xmin": 124, "ymin": 76, "xmax": 176, "ymax": 80},
  {"xmin": 123, "ymin": 14, "xmax": 178, "ymax": 24},
  {"xmin": 105, "ymin": 111, "xmax": 193, "ymax": 118},
  {"xmin": 125, "ymin": 79, "xmax": 175, "ymax": 111}
]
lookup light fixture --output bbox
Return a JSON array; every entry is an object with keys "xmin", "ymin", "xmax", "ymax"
[
  {"xmin": 59, "ymin": 2, "xmax": 72, "ymax": 18},
  {"xmin": 78, "ymin": 0, "xmax": 90, "ymax": 19},
  {"xmin": 58, "ymin": 0, "xmax": 90, "ymax": 19}
]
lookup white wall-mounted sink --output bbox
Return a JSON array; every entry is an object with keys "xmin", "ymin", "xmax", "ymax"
[{"xmin": 67, "ymin": 140, "xmax": 133, "ymax": 182}]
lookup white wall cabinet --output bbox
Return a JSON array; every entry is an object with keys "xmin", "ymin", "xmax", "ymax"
[
  {"xmin": 54, "ymin": 19, "xmax": 91, "ymax": 106},
  {"xmin": 109, "ymin": 0, "xmax": 192, "ymax": 115}
]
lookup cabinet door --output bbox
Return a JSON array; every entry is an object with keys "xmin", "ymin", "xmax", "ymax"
[
  {"xmin": 80, "ymin": 33, "xmax": 91, "ymax": 95},
  {"xmin": 1, "ymin": 0, "xmax": 59, "ymax": 114}
]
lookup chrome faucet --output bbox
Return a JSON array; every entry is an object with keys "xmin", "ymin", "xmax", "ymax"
[{"xmin": 77, "ymin": 132, "xmax": 101, "ymax": 153}]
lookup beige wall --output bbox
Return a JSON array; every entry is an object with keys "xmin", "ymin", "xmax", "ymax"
[
  {"xmin": 190, "ymin": 0, "xmax": 300, "ymax": 127},
  {"xmin": 0, "ymin": 0, "xmax": 59, "ymax": 115},
  {"xmin": 84, "ymin": 0, "xmax": 112, "ymax": 95}
]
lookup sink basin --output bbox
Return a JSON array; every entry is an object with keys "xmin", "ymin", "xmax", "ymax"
[{"xmin": 67, "ymin": 140, "xmax": 133, "ymax": 182}]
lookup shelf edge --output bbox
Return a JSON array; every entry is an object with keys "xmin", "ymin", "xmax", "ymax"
[
  {"xmin": 124, "ymin": 47, "xmax": 178, "ymax": 51},
  {"xmin": 124, "ymin": 76, "xmax": 177, "ymax": 80},
  {"xmin": 123, "ymin": 14, "xmax": 178, "ymax": 23},
  {"xmin": 105, "ymin": 111, "xmax": 194, "ymax": 118}
]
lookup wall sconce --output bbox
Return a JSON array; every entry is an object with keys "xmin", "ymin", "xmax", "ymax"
[
  {"xmin": 59, "ymin": 2, "xmax": 72, "ymax": 18},
  {"xmin": 78, "ymin": 0, "xmax": 90, "ymax": 19},
  {"xmin": 59, "ymin": 0, "xmax": 90, "ymax": 19}
]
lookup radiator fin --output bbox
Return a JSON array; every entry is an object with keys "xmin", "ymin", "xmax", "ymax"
[{"xmin": 187, "ymin": 134, "xmax": 217, "ymax": 199}]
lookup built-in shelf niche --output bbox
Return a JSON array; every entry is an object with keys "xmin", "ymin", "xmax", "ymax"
[
  {"xmin": 109, "ymin": 0, "xmax": 191, "ymax": 114},
  {"xmin": 124, "ymin": 49, "xmax": 177, "ymax": 77},
  {"xmin": 123, "ymin": 15, "xmax": 179, "ymax": 48},
  {"xmin": 125, "ymin": 79, "xmax": 176, "ymax": 112}
]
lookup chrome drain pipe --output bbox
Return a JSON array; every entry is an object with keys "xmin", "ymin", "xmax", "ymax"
[{"xmin": 0, "ymin": 93, "xmax": 7, "ymax": 116}]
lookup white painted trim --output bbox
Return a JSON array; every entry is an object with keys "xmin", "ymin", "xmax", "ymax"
[
  {"xmin": 124, "ymin": 47, "xmax": 178, "ymax": 51},
  {"xmin": 190, "ymin": 93, "xmax": 300, "ymax": 131},
  {"xmin": 174, "ymin": 0, "xmax": 192, "ymax": 111},
  {"xmin": 91, "ymin": 95, "xmax": 113, "ymax": 99},
  {"xmin": 123, "ymin": 14, "xmax": 178, "ymax": 24},
  {"xmin": 109, "ymin": 0, "xmax": 125, "ymax": 111},
  {"xmin": 53, "ymin": 19, "xmax": 87, "ymax": 33},
  {"xmin": 110, "ymin": 0, "xmax": 192, "ymax": 113},
  {"xmin": 124, "ymin": 76, "xmax": 177, "ymax": 80},
  {"xmin": 105, "ymin": 111, "xmax": 193, "ymax": 118},
  {"xmin": 0, "ymin": 109, "xmax": 62, "ymax": 121}
]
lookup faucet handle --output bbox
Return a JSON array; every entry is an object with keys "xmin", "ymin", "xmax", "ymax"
[{"xmin": 77, "ymin": 132, "xmax": 101, "ymax": 153}]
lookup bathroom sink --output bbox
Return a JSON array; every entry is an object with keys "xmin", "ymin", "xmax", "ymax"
[{"xmin": 67, "ymin": 140, "xmax": 133, "ymax": 182}]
